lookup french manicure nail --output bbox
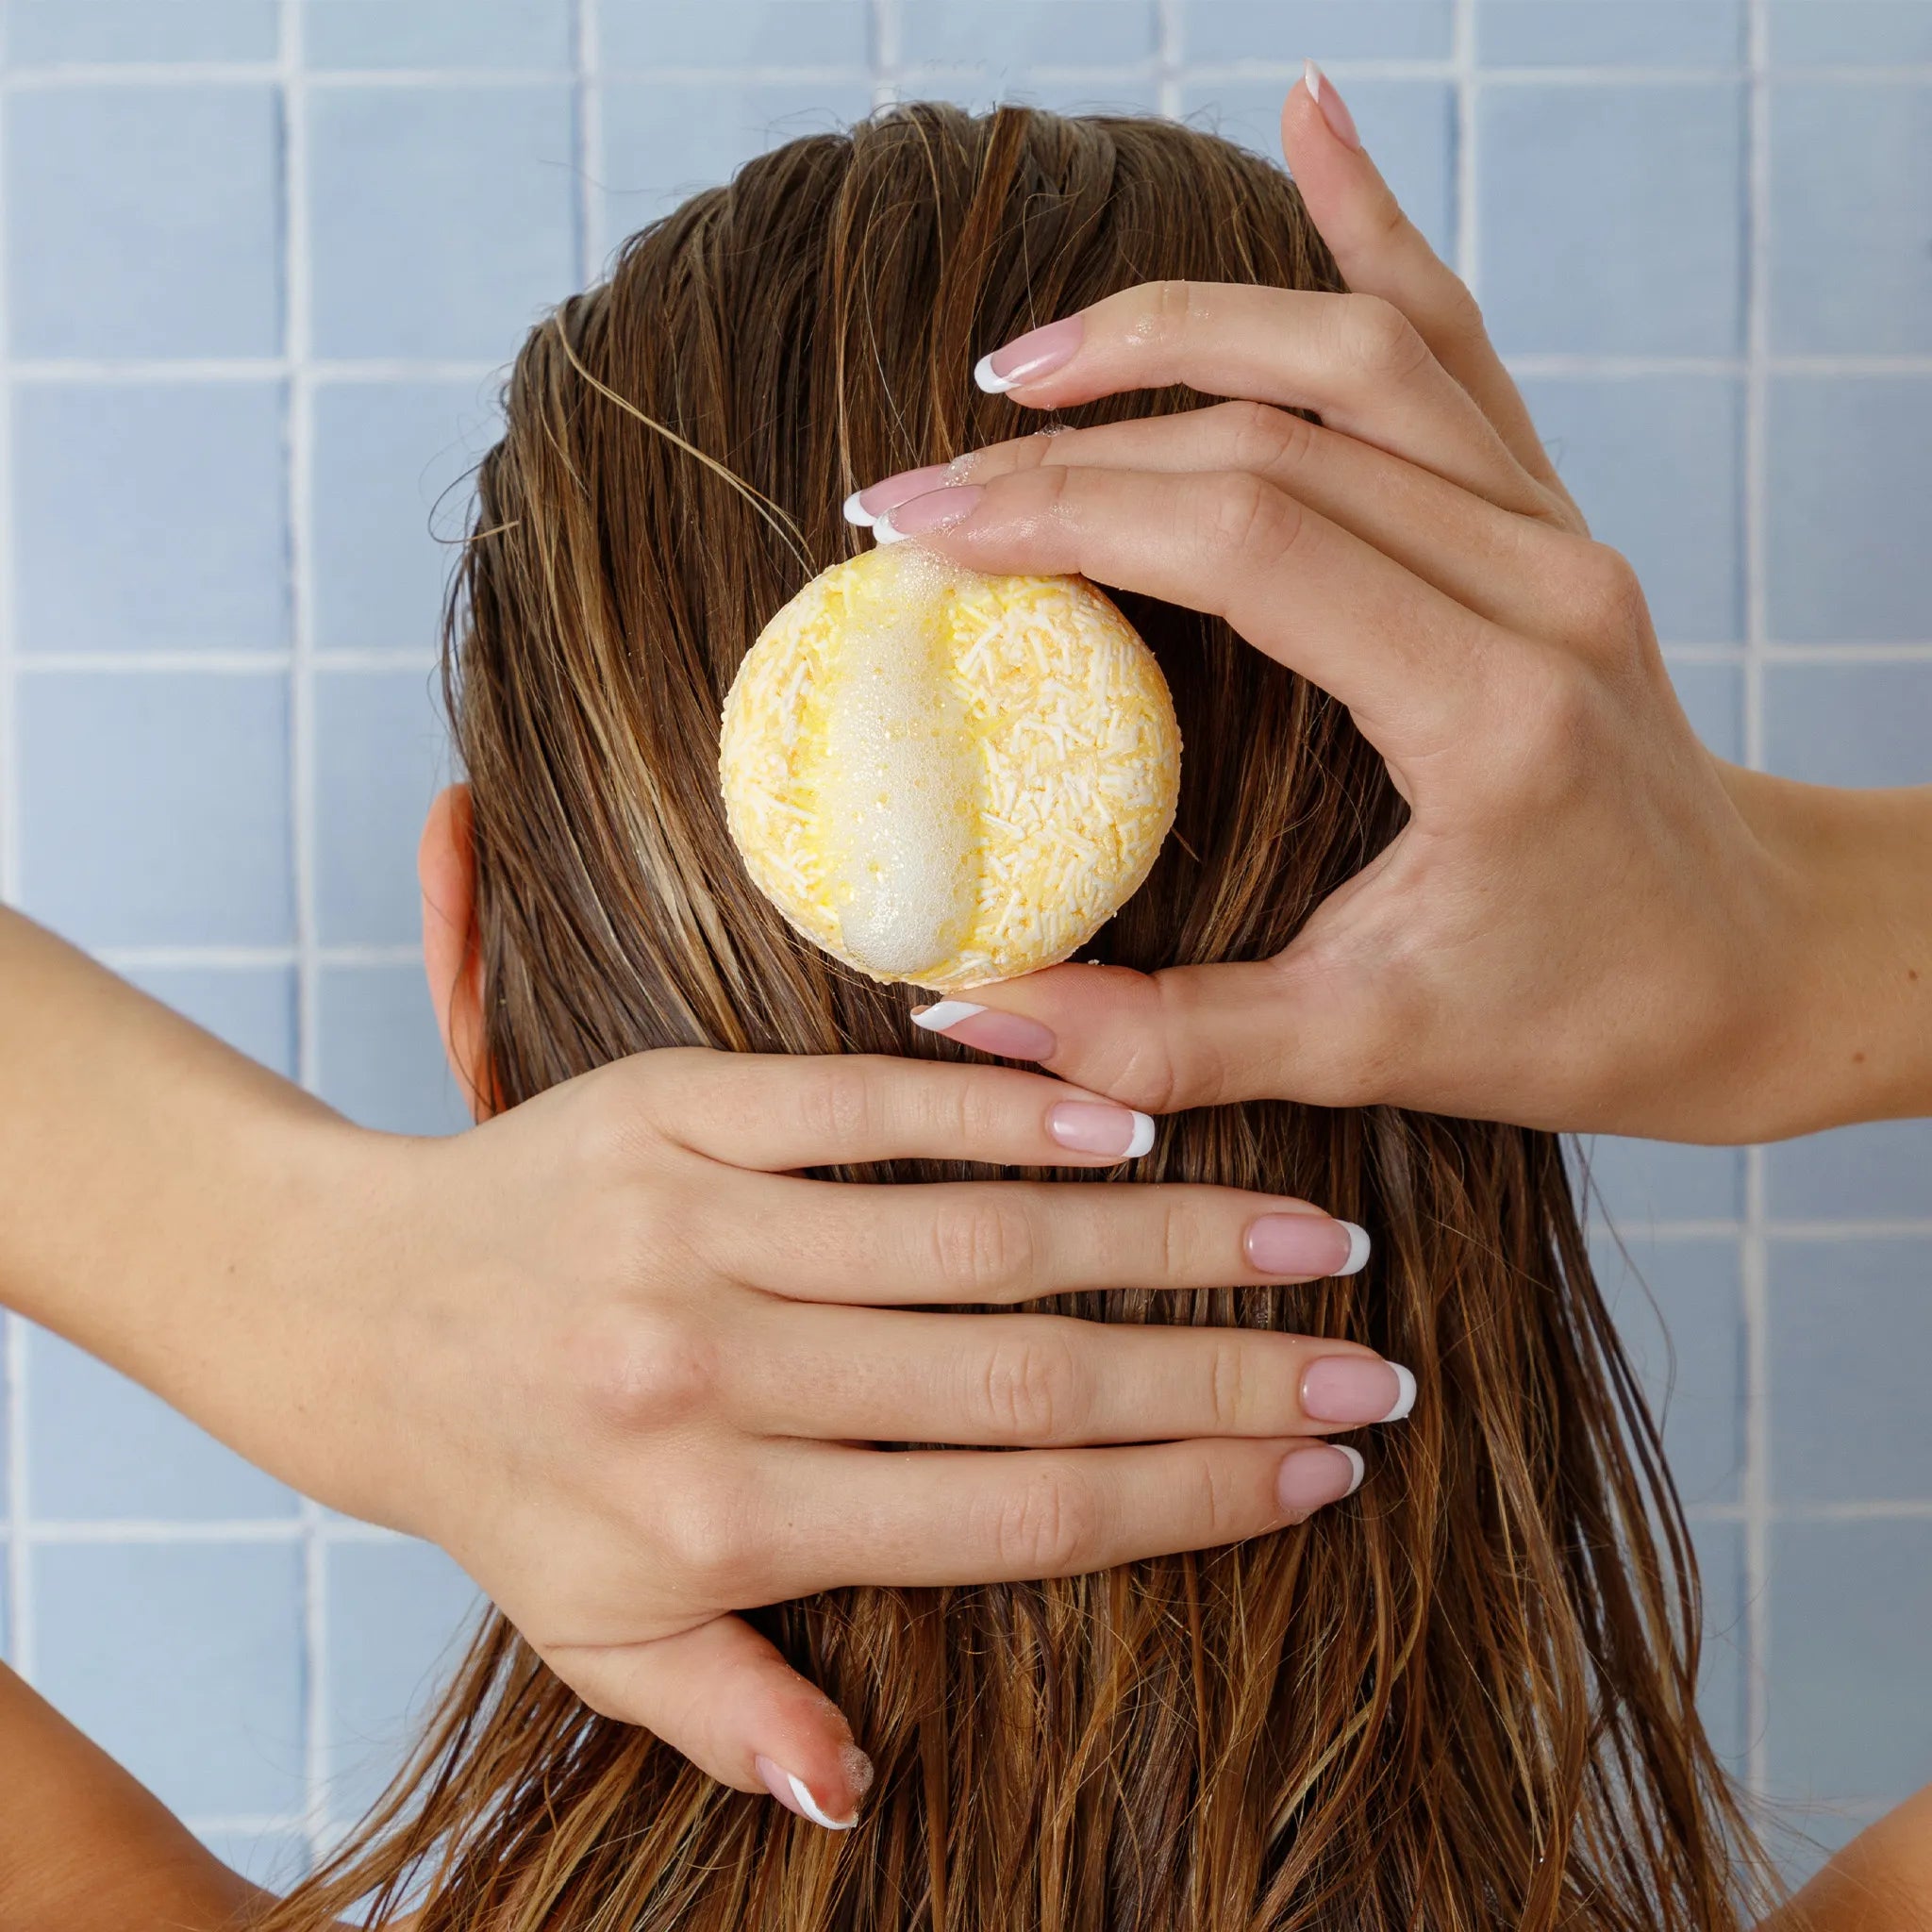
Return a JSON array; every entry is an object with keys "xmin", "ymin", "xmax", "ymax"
[
  {"xmin": 754, "ymin": 1754, "xmax": 858, "ymax": 1830},
  {"xmin": 1243, "ymin": 1213, "xmax": 1370, "ymax": 1278},
  {"xmin": 1303, "ymin": 59, "xmax": 1361, "ymax": 151},
  {"xmin": 1048, "ymin": 1099, "xmax": 1157, "ymax": 1159},
  {"xmin": 911, "ymin": 1000, "xmax": 1059, "ymax": 1061},
  {"xmin": 973, "ymin": 314, "xmax": 1085, "ymax": 393},
  {"xmin": 874, "ymin": 485, "xmax": 984, "ymax": 543},
  {"xmin": 845, "ymin": 462, "xmax": 959, "ymax": 526},
  {"xmin": 1275, "ymin": 1442, "xmax": 1365, "ymax": 1513},
  {"xmin": 1301, "ymin": 1357, "xmax": 1417, "ymax": 1425}
]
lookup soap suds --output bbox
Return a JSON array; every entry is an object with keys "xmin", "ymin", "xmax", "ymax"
[{"xmin": 817, "ymin": 558, "xmax": 979, "ymax": 977}]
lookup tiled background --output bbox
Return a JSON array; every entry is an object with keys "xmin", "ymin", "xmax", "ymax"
[{"xmin": 0, "ymin": 0, "xmax": 1926, "ymax": 1896}]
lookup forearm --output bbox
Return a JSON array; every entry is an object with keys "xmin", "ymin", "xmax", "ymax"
[
  {"xmin": 0, "ymin": 908, "xmax": 375, "ymax": 1510},
  {"xmin": 1759, "ymin": 1784, "xmax": 1932, "ymax": 1931},
  {"xmin": 1730, "ymin": 775, "xmax": 1932, "ymax": 1141}
]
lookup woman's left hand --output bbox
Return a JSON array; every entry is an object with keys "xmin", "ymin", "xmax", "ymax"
[{"xmin": 848, "ymin": 69, "xmax": 1928, "ymax": 1144}]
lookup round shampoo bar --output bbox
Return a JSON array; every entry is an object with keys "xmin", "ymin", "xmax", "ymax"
[{"xmin": 719, "ymin": 542, "xmax": 1181, "ymax": 991}]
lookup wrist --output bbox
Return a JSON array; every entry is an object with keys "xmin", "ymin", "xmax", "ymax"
[{"xmin": 1721, "ymin": 766, "xmax": 1932, "ymax": 1141}]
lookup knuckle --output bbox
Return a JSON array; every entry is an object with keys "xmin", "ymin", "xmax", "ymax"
[
  {"xmin": 655, "ymin": 1478, "xmax": 758, "ymax": 1597},
  {"xmin": 1559, "ymin": 541, "xmax": 1651, "ymax": 644},
  {"xmin": 931, "ymin": 1194, "xmax": 1039, "ymax": 1300},
  {"xmin": 974, "ymin": 1324, "xmax": 1088, "ymax": 1440},
  {"xmin": 990, "ymin": 1461, "xmax": 1105, "ymax": 1575},
  {"xmin": 1147, "ymin": 277, "xmax": 1197, "ymax": 347},
  {"xmin": 1193, "ymin": 472, "xmax": 1303, "ymax": 570},
  {"xmin": 797, "ymin": 1057, "xmax": 878, "ymax": 1151},
  {"xmin": 582, "ymin": 1309, "xmax": 721, "ymax": 1432},
  {"xmin": 1202, "ymin": 1333, "xmax": 1256, "ymax": 1435},
  {"xmin": 1341, "ymin": 292, "xmax": 1433, "ymax": 384},
  {"xmin": 1191, "ymin": 1451, "xmax": 1255, "ymax": 1546},
  {"xmin": 1216, "ymin": 398, "xmax": 1317, "ymax": 480}
]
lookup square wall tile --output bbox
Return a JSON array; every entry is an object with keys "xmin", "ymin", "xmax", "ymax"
[
  {"xmin": 16, "ymin": 671, "xmax": 292, "ymax": 949},
  {"xmin": 1763, "ymin": 663, "xmax": 1932, "ymax": 790},
  {"xmin": 124, "ymin": 966, "xmax": 299, "ymax": 1079},
  {"xmin": 314, "ymin": 670, "xmax": 451, "ymax": 946},
  {"xmin": 1766, "ymin": 1520, "xmax": 1932, "ymax": 1804},
  {"xmin": 1476, "ymin": 82, "xmax": 1744, "ymax": 356},
  {"xmin": 312, "ymin": 381, "xmax": 491, "ymax": 652},
  {"xmin": 5, "ymin": 0, "xmax": 280, "ymax": 63},
  {"xmin": 1771, "ymin": 84, "xmax": 1932, "ymax": 354},
  {"xmin": 35, "ymin": 1541, "xmax": 305, "ymax": 1817},
  {"xmin": 5, "ymin": 84, "xmax": 281, "ymax": 358},
  {"xmin": 1576, "ymin": 1135, "xmax": 1744, "ymax": 1226},
  {"xmin": 1592, "ymin": 1233, "xmax": 1744, "ymax": 1507},
  {"xmin": 12, "ymin": 382, "xmax": 288, "ymax": 656},
  {"xmin": 601, "ymin": 79, "xmax": 877, "ymax": 231},
  {"xmin": 1769, "ymin": 1237, "xmax": 1932, "ymax": 1505},
  {"xmin": 1515, "ymin": 375, "xmax": 1743, "ymax": 644},
  {"xmin": 1186, "ymin": 1, "xmax": 1452, "ymax": 62},
  {"xmin": 1766, "ymin": 376, "xmax": 1932, "ymax": 643},
  {"xmin": 1179, "ymin": 79, "xmax": 1456, "ymax": 261},
  {"xmin": 1767, "ymin": 1120, "xmax": 1932, "ymax": 1223},
  {"xmin": 303, "ymin": 0, "xmax": 573, "ymax": 68},
  {"xmin": 28, "ymin": 1325, "xmax": 297, "ymax": 1521},
  {"xmin": 1693, "ymin": 1518, "xmax": 1750, "ymax": 1770},
  {"xmin": 324, "ymin": 1539, "xmax": 481, "ymax": 1823},
  {"xmin": 901, "ymin": 1, "xmax": 1154, "ymax": 66},
  {"xmin": 601, "ymin": 0, "xmax": 872, "ymax": 66},
  {"xmin": 1770, "ymin": 1, "xmax": 1932, "ymax": 63},
  {"xmin": 307, "ymin": 84, "xmax": 576, "ymax": 359},
  {"xmin": 317, "ymin": 965, "xmax": 472, "ymax": 1135},
  {"xmin": 1478, "ymin": 1, "xmax": 1743, "ymax": 65}
]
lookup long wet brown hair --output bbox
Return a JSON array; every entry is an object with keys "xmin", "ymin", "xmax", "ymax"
[{"xmin": 259, "ymin": 104, "xmax": 1768, "ymax": 1931}]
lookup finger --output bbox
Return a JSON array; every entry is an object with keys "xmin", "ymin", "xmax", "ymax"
[
  {"xmin": 737, "ymin": 1303, "xmax": 1414, "ymax": 1445},
  {"xmin": 543, "ymin": 1614, "xmax": 874, "ymax": 1829},
  {"xmin": 775, "ymin": 1436, "xmax": 1369, "ymax": 1591},
  {"xmin": 713, "ymin": 1169, "xmax": 1370, "ymax": 1304},
  {"xmin": 873, "ymin": 463, "xmax": 1503, "ymax": 757},
  {"xmin": 898, "ymin": 950, "xmax": 1398, "ymax": 1115},
  {"xmin": 860, "ymin": 405, "xmax": 1584, "ymax": 639},
  {"xmin": 1280, "ymin": 67, "xmax": 1574, "ymax": 508},
  {"xmin": 970, "ymin": 278, "xmax": 1546, "ymax": 518},
  {"xmin": 641, "ymin": 1048, "xmax": 1155, "ymax": 1171}
]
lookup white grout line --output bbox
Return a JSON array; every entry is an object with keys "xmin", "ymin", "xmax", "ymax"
[
  {"xmin": 870, "ymin": 0, "xmax": 899, "ymax": 108},
  {"xmin": 1453, "ymin": 0, "xmax": 1477, "ymax": 292},
  {"xmin": 97, "ymin": 943, "xmax": 423, "ymax": 972},
  {"xmin": 0, "ymin": 50, "xmax": 31, "ymax": 1684},
  {"xmin": 23, "ymin": 1516, "xmax": 408, "ymax": 1544},
  {"xmin": 275, "ymin": 0, "xmax": 333, "ymax": 1865},
  {"xmin": 573, "ymin": 0, "xmax": 603, "ymax": 286},
  {"xmin": 1154, "ymin": 0, "xmax": 1182, "ymax": 121},
  {"xmin": 1740, "ymin": 0, "xmax": 1774, "ymax": 1807}
]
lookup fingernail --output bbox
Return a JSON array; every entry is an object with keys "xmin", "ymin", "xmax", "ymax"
[
  {"xmin": 973, "ymin": 314, "xmax": 1084, "ymax": 393},
  {"xmin": 1303, "ymin": 58, "xmax": 1361, "ymax": 152},
  {"xmin": 1047, "ymin": 1099, "xmax": 1157, "ymax": 1159},
  {"xmin": 845, "ymin": 462, "xmax": 959, "ymax": 526},
  {"xmin": 874, "ymin": 485, "xmax": 984, "ymax": 543},
  {"xmin": 1243, "ymin": 1214, "xmax": 1370, "ymax": 1278},
  {"xmin": 911, "ymin": 1000, "xmax": 1058, "ymax": 1060},
  {"xmin": 1301, "ymin": 1357, "xmax": 1416, "ymax": 1425},
  {"xmin": 1276, "ymin": 1442, "xmax": 1365, "ymax": 1513},
  {"xmin": 755, "ymin": 1754, "xmax": 858, "ymax": 1831}
]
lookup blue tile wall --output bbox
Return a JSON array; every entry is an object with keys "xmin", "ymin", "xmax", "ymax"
[
  {"xmin": 307, "ymin": 83, "xmax": 577, "ymax": 359},
  {"xmin": 1767, "ymin": 377, "xmax": 1932, "ymax": 643},
  {"xmin": 2, "ymin": 0, "xmax": 1925, "ymax": 1890},
  {"xmin": 12, "ymin": 381, "xmax": 289, "ymax": 656},
  {"xmin": 1515, "ymin": 375, "xmax": 1744, "ymax": 644},
  {"xmin": 5, "ymin": 83, "xmax": 282, "ymax": 358},
  {"xmin": 1477, "ymin": 81, "xmax": 1745, "ymax": 356},
  {"xmin": 15, "ymin": 672, "xmax": 292, "ymax": 948}
]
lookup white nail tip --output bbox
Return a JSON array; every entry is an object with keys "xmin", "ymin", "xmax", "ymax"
[
  {"xmin": 841, "ymin": 489, "xmax": 875, "ymax": 528},
  {"xmin": 1123, "ymin": 1110, "xmax": 1157, "ymax": 1159},
  {"xmin": 973, "ymin": 351, "xmax": 1017, "ymax": 394},
  {"xmin": 1336, "ymin": 1221, "xmax": 1372, "ymax": 1276},
  {"xmin": 1335, "ymin": 1443, "xmax": 1366, "ymax": 1495},
  {"xmin": 786, "ymin": 1771, "xmax": 858, "ymax": 1831},
  {"xmin": 1383, "ymin": 1362, "xmax": 1418, "ymax": 1424},
  {"xmin": 911, "ymin": 1000, "xmax": 985, "ymax": 1032},
  {"xmin": 1303, "ymin": 57, "xmax": 1322, "ymax": 103},
  {"xmin": 871, "ymin": 512, "xmax": 908, "ymax": 543}
]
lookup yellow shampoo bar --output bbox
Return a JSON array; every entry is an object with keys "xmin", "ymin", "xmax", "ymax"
[{"xmin": 719, "ymin": 543, "xmax": 1182, "ymax": 991}]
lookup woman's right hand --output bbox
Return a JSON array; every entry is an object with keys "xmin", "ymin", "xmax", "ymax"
[{"xmin": 301, "ymin": 1048, "xmax": 1404, "ymax": 1829}]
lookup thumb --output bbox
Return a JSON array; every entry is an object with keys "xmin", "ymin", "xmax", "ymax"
[
  {"xmin": 545, "ymin": 1615, "xmax": 874, "ymax": 1831},
  {"xmin": 1280, "ymin": 63, "xmax": 1563, "ymax": 498},
  {"xmin": 912, "ymin": 955, "xmax": 1363, "ymax": 1113}
]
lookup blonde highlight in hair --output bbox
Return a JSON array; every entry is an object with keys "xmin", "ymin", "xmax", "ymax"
[{"xmin": 256, "ymin": 103, "xmax": 1770, "ymax": 1930}]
